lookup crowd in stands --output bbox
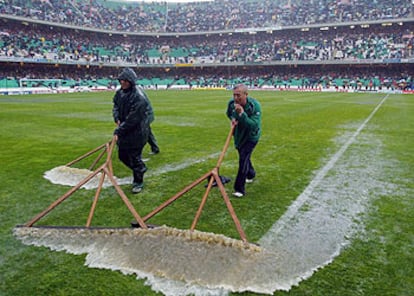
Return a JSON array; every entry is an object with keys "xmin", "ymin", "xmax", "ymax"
[
  {"xmin": 1, "ymin": 60, "xmax": 412, "ymax": 91},
  {"xmin": 0, "ymin": 1, "xmax": 413, "ymax": 91},
  {"xmin": 1, "ymin": 0, "xmax": 412, "ymax": 33},
  {"xmin": 1, "ymin": 19, "xmax": 413, "ymax": 65}
]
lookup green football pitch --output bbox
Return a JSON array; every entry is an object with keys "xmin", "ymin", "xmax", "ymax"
[{"xmin": 1, "ymin": 90, "xmax": 413, "ymax": 295}]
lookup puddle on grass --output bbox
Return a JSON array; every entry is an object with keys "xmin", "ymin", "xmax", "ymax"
[
  {"xmin": 43, "ymin": 152, "xmax": 220, "ymax": 190},
  {"xmin": 18, "ymin": 129, "xmax": 402, "ymax": 295},
  {"xmin": 142, "ymin": 129, "xmax": 401, "ymax": 296},
  {"xmin": 27, "ymin": 96, "xmax": 406, "ymax": 295},
  {"xmin": 258, "ymin": 131, "xmax": 400, "ymax": 291}
]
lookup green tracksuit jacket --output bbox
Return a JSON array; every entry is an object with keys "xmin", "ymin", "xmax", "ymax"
[{"xmin": 226, "ymin": 96, "xmax": 262, "ymax": 148}]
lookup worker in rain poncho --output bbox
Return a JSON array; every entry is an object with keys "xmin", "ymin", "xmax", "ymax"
[{"xmin": 112, "ymin": 67, "xmax": 150, "ymax": 194}]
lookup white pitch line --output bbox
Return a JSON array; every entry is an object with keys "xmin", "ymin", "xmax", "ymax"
[
  {"xmin": 116, "ymin": 152, "xmax": 221, "ymax": 185},
  {"xmin": 261, "ymin": 94, "xmax": 390, "ymax": 238}
]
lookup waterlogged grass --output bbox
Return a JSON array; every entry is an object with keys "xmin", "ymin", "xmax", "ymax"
[{"xmin": 1, "ymin": 90, "xmax": 413, "ymax": 295}]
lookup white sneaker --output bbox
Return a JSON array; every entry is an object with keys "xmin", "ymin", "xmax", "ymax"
[
  {"xmin": 232, "ymin": 192, "xmax": 244, "ymax": 198},
  {"xmin": 246, "ymin": 178, "xmax": 254, "ymax": 183}
]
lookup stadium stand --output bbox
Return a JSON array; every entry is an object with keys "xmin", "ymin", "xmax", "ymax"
[
  {"xmin": 0, "ymin": 0, "xmax": 413, "ymax": 94},
  {"xmin": 1, "ymin": 0, "xmax": 412, "ymax": 33}
]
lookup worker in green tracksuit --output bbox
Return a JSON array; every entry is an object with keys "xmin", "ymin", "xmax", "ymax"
[
  {"xmin": 226, "ymin": 84, "xmax": 262, "ymax": 198},
  {"xmin": 112, "ymin": 68, "xmax": 150, "ymax": 194}
]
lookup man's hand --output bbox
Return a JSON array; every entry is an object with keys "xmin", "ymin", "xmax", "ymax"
[{"xmin": 234, "ymin": 103, "xmax": 244, "ymax": 115}]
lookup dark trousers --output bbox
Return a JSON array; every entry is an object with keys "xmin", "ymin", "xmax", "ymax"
[
  {"xmin": 148, "ymin": 126, "xmax": 159, "ymax": 153},
  {"xmin": 118, "ymin": 147, "xmax": 146, "ymax": 184},
  {"xmin": 234, "ymin": 141, "xmax": 257, "ymax": 194}
]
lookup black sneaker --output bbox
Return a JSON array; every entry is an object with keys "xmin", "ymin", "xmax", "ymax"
[
  {"xmin": 204, "ymin": 175, "xmax": 231, "ymax": 188},
  {"xmin": 132, "ymin": 183, "xmax": 143, "ymax": 194}
]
